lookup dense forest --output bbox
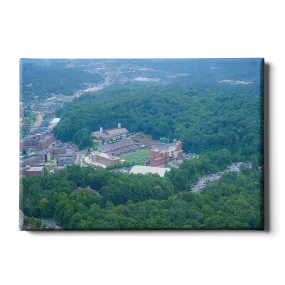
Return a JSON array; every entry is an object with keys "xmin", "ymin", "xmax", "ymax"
[
  {"xmin": 20, "ymin": 61, "xmax": 104, "ymax": 100},
  {"xmin": 54, "ymin": 84, "xmax": 263, "ymax": 165},
  {"xmin": 20, "ymin": 159, "xmax": 263, "ymax": 230}
]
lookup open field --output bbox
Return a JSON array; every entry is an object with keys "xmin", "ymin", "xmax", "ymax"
[
  {"xmin": 45, "ymin": 164, "xmax": 55, "ymax": 172},
  {"xmin": 93, "ymin": 141, "xmax": 100, "ymax": 148},
  {"xmin": 121, "ymin": 148, "xmax": 151, "ymax": 165}
]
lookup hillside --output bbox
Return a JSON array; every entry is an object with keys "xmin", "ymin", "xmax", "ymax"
[
  {"xmin": 20, "ymin": 161, "xmax": 263, "ymax": 230},
  {"xmin": 54, "ymin": 84, "xmax": 263, "ymax": 163},
  {"xmin": 20, "ymin": 60, "xmax": 104, "ymax": 100}
]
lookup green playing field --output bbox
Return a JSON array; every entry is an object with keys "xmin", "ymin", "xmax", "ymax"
[{"xmin": 121, "ymin": 148, "xmax": 151, "ymax": 165}]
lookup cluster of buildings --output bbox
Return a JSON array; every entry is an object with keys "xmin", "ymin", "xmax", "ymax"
[
  {"xmin": 89, "ymin": 124, "xmax": 138, "ymax": 166},
  {"xmin": 20, "ymin": 140, "xmax": 78, "ymax": 177},
  {"xmin": 20, "ymin": 117, "xmax": 185, "ymax": 177},
  {"xmin": 88, "ymin": 124, "xmax": 185, "ymax": 170},
  {"xmin": 20, "ymin": 115, "xmax": 78, "ymax": 177},
  {"xmin": 20, "ymin": 128, "xmax": 55, "ymax": 150},
  {"xmin": 29, "ymin": 96, "xmax": 71, "ymax": 112},
  {"xmin": 20, "ymin": 151, "xmax": 49, "ymax": 168},
  {"xmin": 47, "ymin": 141, "xmax": 78, "ymax": 171}
]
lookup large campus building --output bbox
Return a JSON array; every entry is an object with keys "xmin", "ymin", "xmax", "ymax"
[
  {"xmin": 91, "ymin": 151, "xmax": 121, "ymax": 166},
  {"xmin": 149, "ymin": 141, "xmax": 183, "ymax": 166},
  {"xmin": 24, "ymin": 166, "xmax": 45, "ymax": 177},
  {"xmin": 56, "ymin": 152, "xmax": 76, "ymax": 167},
  {"xmin": 19, "ymin": 149, "xmax": 51, "ymax": 167},
  {"xmin": 91, "ymin": 123, "xmax": 129, "ymax": 140},
  {"xmin": 20, "ymin": 128, "xmax": 54, "ymax": 151},
  {"xmin": 130, "ymin": 165, "xmax": 170, "ymax": 177}
]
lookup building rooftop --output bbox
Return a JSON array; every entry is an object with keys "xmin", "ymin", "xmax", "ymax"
[
  {"xmin": 92, "ymin": 151, "xmax": 120, "ymax": 160},
  {"xmin": 26, "ymin": 166, "xmax": 44, "ymax": 171},
  {"xmin": 130, "ymin": 165, "xmax": 170, "ymax": 177},
  {"xmin": 106, "ymin": 128, "xmax": 129, "ymax": 136},
  {"xmin": 50, "ymin": 118, "xmax": 60, "ymax": 124},
  {"xmin": 92, "ymin": 131, "xmax": 101, "ymax": 137},
  {"xmin": 55, "ymin": 166, "xmax": 65, "ymax": 170},
  {"xmin": 20, "ymin": 154, "xmax": 37, "ymax": 161},
  {"xmin": 152, "ymin": 143, "xmax": 177, "ymax": 151},
  {"xmin": 58, "ymin": 156, "xmax": 74, "ymax": 161},
  {"xmin": 89, "ymin": 161, "xmax": 107, "ymax": 168}
]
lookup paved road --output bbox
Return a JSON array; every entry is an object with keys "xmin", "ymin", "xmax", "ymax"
[
  {"xmin": 75, "ymin": 150, "xmax": 87, "ymax": 166},
  {"xmin": 29, "ymin": 112, "xmax": 43, "ymax": 133},
  {"xmin": 34, "ymin": 112, "xmax": 43, "ymax": 127},
  {"xmin": 72, "ymin": 74, "xmax": 112, "ymax": 99}
]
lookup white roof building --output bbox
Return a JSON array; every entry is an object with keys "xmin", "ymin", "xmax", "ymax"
[
  {"xmin": 26, "ymin": 166, "xmax": 44, "ymax": 171},
  {"xmin": 48, "ymin": 118, "xmax": 61, "ymax": 130},
  {"xmin": 51, "ymin": 118, "xmax": 60, "ymax": 124},
  {"xmin": 130, "ymin": 165, "xmax": 170, "ymax": 177},
  {"xmin": 105, "ymin": 128, "xmax": 128, "ymax": 137}
]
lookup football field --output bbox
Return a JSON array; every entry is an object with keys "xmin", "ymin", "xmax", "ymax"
[{"xmin": 121, "ymin": 148, "xmax": 151, "ymax": 165}]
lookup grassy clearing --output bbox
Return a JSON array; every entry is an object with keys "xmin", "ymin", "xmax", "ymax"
[
  {"xmin": 93, "ymin": 142, "xmax": 100, "ymax": 148},
  {"xmin": 45, "ymin": 164, "xmax": 55, "ymax": 172},
  {"xmin": 121, "ymin": 148, "xmax": 151, "ymax": 165}
]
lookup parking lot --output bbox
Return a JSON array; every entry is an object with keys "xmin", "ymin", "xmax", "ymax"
[
  {"xmin": 183, "ymin": 152, "xmax": 199, "ymax": 160},
  {"xmin": 191, "ymin": 162, "xmax": 252, "ymax": 192}
]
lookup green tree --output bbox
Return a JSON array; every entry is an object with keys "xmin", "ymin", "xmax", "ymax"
[{"xmin": 35, "ymin": 219, "xmax": 42, "ymax": 227}]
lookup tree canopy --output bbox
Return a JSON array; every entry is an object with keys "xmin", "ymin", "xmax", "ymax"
[
  {"xmin": 20, "ymin": 61, "xmax": 104, "ymax": 101},
  {"xmin": 54, "ymin": 83, "xmax": 263, "ymax": 162},
  {"xmin": 20, "ymin": 163, "xmax": 263, "ymax": 230}
]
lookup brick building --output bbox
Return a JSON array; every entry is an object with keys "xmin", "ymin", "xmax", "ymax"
[
  {"xmin": 92, "ymin": 123, "xmax": 129, "ymax": 140},
  {"xmin": 20, "ymin": 130, "xmax": 54, "ymax": 151},
  {"xmin": 51, "ymin": 146, "xmax": 67, "ymax": 156},
  {"xmin": 91, "ymin": 151, "xmax": 121, "ymax": 166},
  {"xmin": 36, "ymin": 150, "xmax": 51, "ymax": 162},
  {"xmin": 57, "ymin": 155, "xmax": 75, "ymax": 167},
  {"xmin": 149, "ymin": 150, "xmax": 170, "ymax": 166},
  {"xmin": 25, "ymin": 166, "xmax": 45, "ymax": 177},
  {"xmin": 20, "ymin": 155, "xmax": 44, "ymax": 167},
  {"xmin": 149, "ymin": 141, "xmax": 183, "ymax": 166},
  {"xmin": 175, "ymin": 141, "xmax": 183, "ymax": 160}
]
